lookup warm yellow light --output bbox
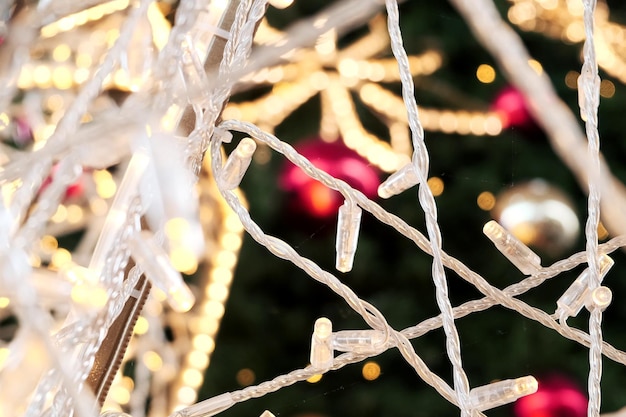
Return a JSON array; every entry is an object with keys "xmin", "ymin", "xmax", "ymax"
[
  {"xmin": 89, "ymin": 198, "xmax": 108, "ymax": 216},
  {"xmin": 236, "ymin": 368, "xmax": 256, "ymax": 386},
  {"xmin": 0, "ymin": 297, "xmax": 10, "ymax": 309},
  {"xmin": 192, "ymin": 334, "xmax": 215, "ymax": 353},
  {"xmin": 96, "ymin": 179, "xmax": 117, "ymax": 199},
  {"xmin": 143, "ymin": 351, "xmax": 163, "ymax": 371},
  {"xmin": 307, "ymin": 374, "xmax": 323, "ymax": 383},
  {"xmin": 565, "ymin": 71, "xmax": 579, "ymax": 89},
  {"xmin": 427, "ymin": 177, "xmax": 444, "ymax": 197},
  {"xmin": 182, "ymin": 368, "xmax": 204, "ymax": 388},
  {"xmin": 177, "ymin": 386, "xmax": 197, "ymax": 405},
  {"xmin": 147, "ymin": 3, "xmax": 171, "ymax": 51},
  {"xmin": 169, "ymin": 247, "xmax": 198, "ymax": 274},
  {"xmin": 476, "ymin": 64, "xmax": 496, "ymax": 83},
  {"xmin": 600, "ymin": 79, "xmax": 615, "ymax": 98},
  {"xmin": 187, "ymin": 351, "xmax": 209, "ymax": 369},
  {"xmin": 0, "ymin": 113, "xmax": 9, "ymax": 131},
  {"xmin": 220, "ymin": 233, "xmax": 243, "ymax": 252},
  {"xmin": 269, "ymin": 0, "xmax": 294, "ymax": 9},
  {"xmin": 565, "ymin": 21, "xmax": 585, "ymax": 43},
  {"xmin": 528, "ymin": 59, "xmax": 543, "ymax": 75},
  {"xmin": 203, "ymin": 300, "xmax": 225, "ymax": 319},
  {"xmin": 50, "ymin": 248, "xmax": 72, "ymax": 268},
  {"xmin": 477, "ymin": 191, "xmax": 496, "ymax": 211},
  {"xmin": 362, "ymin": 361, "xmax": 381, "ymax": 381},
  {"xmin": 33, "ymin": 65, "xmax": 52, "ymax": 88},
  {"xmin": 71, "ymin": 282, "xmax": 108, "ymax": 310},
  {"xmin": 52, "ymin": 44, "xmax": 72, "ymax": 62},
  {"xmin": 121, "ymin": 376, "xmax": 134, "ymax": 391},
  {"xmin": 40, "ymin": 235, "xmax": 59, "ymax": 253},
  {"xmin": 134, "ymin": 316, "xmax": 149, "ymax": 335},
  {"xmin": 211, "ymin": 267, "xmax": 233, "ymax": 285},
  {"xmin": 46, "ymin": 94, "xmax": 65, "ymax": 111},
  {"xmin": 109, "ymin": 385, "xmax": 131, "ymax": 405},
  {"xmin": 206, "ymin": 283, "xmax": 229, "ymax": 303},
  {"xmin": 165, "ymin": 218, "xmax": 190, "ymax": 241},
  {"xmin": 215, "ymin": 250, "xmax": 237, "ymax": 269},
  {"xmin": 598, "ymin": 222, "xmax": 609, "ymax": 240},
  {"xmin": 66, "ymin": 204, "xmax": 84, "ymax": 224}
]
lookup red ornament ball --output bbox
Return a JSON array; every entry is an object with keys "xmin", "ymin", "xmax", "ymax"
[
  {"xmin": 491, "ymin": 86, "xmax": 533, "ymax": 129},
  {"xmin": 280, "ymin": 138, "xmax": 379, "ymax": 218},
  {"xmin": 514, "ymin": 376, "xmax": 587, "ymax": 417}
]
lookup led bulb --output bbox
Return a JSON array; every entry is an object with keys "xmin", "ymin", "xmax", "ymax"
[
  {"xmin": 269, "ymin": 0, "xmax": 294, "ymax": 9},
  {"xmin": 128, "ymin": 231, "xmax": 195, "ymax": 313},
  {"xmin": 377, "ymin": 163, "xmax": 420, "ymax": 199},
  {"xmin": 483, "ymin": 220, "xmax": 541, "ymax": 275},
  {"xmin": 585, "ymin": 286, "xmax": 612, "ymax": 312},
  {"xmin": 332, "ymin": 330, "xmax": 386, "ymax": 353},
  {"xmin": 335, "ymin": 200, "xmax": 362, "ymax": 273},
  {"xmin": 310, "ymin": 317, "xmax": 333, "ymax": 370},
  {"xmin": 469, "ymin": 376, "xmax": 538, "ymax": 412},
  {"xmin": 220, "ymin": 138, "xmax": 257, "ymax": 190},
  {"xmin": 556, "ymin": 254, "xmax": 613, "ymax": 319},
  {"xmin": 180, "ymin": 36, "xmax": 211, "ymax": 106},
  {"xmin": 171, "ymin": 392, "xmax": 234, "ymax": 417}
]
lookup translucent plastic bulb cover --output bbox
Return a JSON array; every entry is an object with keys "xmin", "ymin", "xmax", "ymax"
[
  {"xmin": 335, "ymin": 201, "xmax": 362, "ymax": 273},
  {"xmin": 128, "ymin": 230, "xmax": 195, "ymax": 313},
  {"xmin": 377, "ymin": 163, "xmax": 420, "ymax": 199},
  {"xmin": 180, "ymin": 36, "xmax": 211, "ymax": 105},
  {"xmin": 220, "ymin": 138, "xmax": 257, "ymax": 190},
  {"xmin": 556, "ymin": 254, "xmax": 613, "ymax": 319},
  {"xmin": 332, "ymin": 329, "xmax": 386, "ymax": 353},
  {"xmin": 469, "ymin": 376, "xmax": 538, "ymax": 412},
  {"xmin": 585, "ymin": 285, "xmax": 612, "ymax": 312},
  {"xmin": 483, "ymin": 220, "xmax": 541, "ymax": 275},
  {"xmin": 310, "ymin": 317, "xmax": 333, "ymax": 370}
]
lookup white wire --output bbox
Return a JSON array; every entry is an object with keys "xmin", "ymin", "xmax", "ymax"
[{"xmin": 580, "ymin": 1, "xmax": 603, "ymax": 416}]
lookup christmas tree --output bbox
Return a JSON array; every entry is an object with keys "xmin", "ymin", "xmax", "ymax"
[{"xmin": 0, "ymin": 1, "xmax": 625, "ymax": 417}]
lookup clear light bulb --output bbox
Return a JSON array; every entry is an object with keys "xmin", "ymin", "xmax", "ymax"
[
  {"xmin": 179, "ymin": 36, "xmax": 211, "ymax": 106},
  {"xmin": 220, "ymin": 138, "xmax": 257, "ymax": 190},
  {"xmin": 556, "ymin": 254, "xmax": 613, "ymax": 319},
  {"xmin": 585, "ymin": 285, "xmax": 612, "ymax": 312},
  {"xmin": 483, "ymin": 220, "xmax": 541, "ymax": 275},
  {"xmin": 310, "ymin": 317, "xmax": 333, "ymax": 370},
  {"xmin": 377, "ymin": 163, "xmax": 420, "ymax": 199},
  {"xmin": 468, "ymin": 376, "xmax": 538, "ymax": 411},
  {"xmin": 128, "ymin": 231, "xmax": 195, "ymax": 313},
  {"xmin": 335, "ymin": 200, "xmax": 362, "ymax": 273},
  {"xmin": 332, "ymin": 329, "xmax": 386, "ymax": 353},
  {"xmin": 259, "ymin": 411, "xmax": 276, "ymax": 417}
]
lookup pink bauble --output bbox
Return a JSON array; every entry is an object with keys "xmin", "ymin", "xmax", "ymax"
[{"xmin": 280, "ymin": 138, "xmax": 380, "ymax": 217}]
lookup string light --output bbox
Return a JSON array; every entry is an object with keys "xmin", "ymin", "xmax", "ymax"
[{"xmin": 1, "ymin": 1, "xmax": 624, "ymax": 416}]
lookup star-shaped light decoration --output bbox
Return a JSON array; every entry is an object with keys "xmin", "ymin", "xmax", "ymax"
[
  {"xmin": 223, "ymin": 15, "xmax": 503, "ymax": 173},
  {"xmin": 508, "ymin": 0, "xmax": 625, "ymax": 88}
]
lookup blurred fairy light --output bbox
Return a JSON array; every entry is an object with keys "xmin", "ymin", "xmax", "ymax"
[
  {"xmin": 508, "ymin": 0, "xmax": 626, "ymax": 83},
  {"xmin": 224, "ymin": 15, "xmax": 502, "ymax": 174}
]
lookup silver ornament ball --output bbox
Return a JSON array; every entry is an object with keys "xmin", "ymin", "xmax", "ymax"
[{"xmin": 491, "ymin": 179, "xmax": 580, "ymax": 256}]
